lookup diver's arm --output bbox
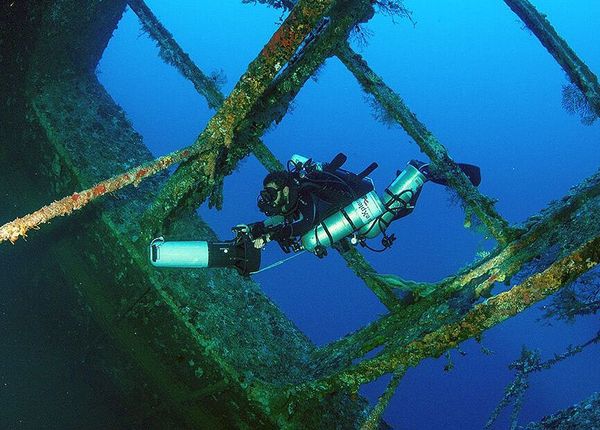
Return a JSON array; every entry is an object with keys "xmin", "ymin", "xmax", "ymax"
[
  {"xmin": 268, "ymin": 197, "xmax": 317, "ymax": 242},
  {"xmin": 247, "ymin": 216, "xmax": 286, "ymax": 248},
  {"xmin": 246, "ymin": 215, "xmax": 285, "ymax": 239}
]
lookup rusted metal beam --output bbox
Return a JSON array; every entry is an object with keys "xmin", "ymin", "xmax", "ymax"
[
  {"xmin": 504, "ymin": 0, "xmax": 600, "ymax": 118},
  {"xmin": 298, "ymin": 233, "xmax": 600, "ymax": 397},
  {"xmin": 141, "ymin": 0, "xmax": 341, "ymax": 236},
  {"xmin": 336, "ymin": 42, "xmax": 515, "ymax": 245}
]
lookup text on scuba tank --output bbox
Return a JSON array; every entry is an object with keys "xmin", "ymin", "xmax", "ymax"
[{"xmin": 354, "ymin": 195, "xmax": 375, "ymax": 223}]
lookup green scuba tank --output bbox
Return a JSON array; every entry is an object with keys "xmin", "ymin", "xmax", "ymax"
[
  {"xmin": 300, "ymin": 162, "xmax": 426, "ymax": 253},
  {"xmin": 301, "ymin": 190, "xmax": 385, "ymax": 252},
  {"xmin": 358, "ymin": 163, "xmax": 426, "ymax": 239}
]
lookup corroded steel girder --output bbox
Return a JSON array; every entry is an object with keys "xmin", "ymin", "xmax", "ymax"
[
  {"xmin": 299, "ymin": 233, "xmax": 600, "ymax": 397},
  {"xmin": 141, "ymin": 0, "xmax": 341, "ymax": 235},
  {"xmin": 504, "ymin": 0, "xmax": 600, "ymax": 118},
  {"xmin": 336, "ymin": 42, "xmax": 515, "ymax": 245},
  {"xmin": 314, "ymin": 168, "xmax": 600, "ymax": 373}
]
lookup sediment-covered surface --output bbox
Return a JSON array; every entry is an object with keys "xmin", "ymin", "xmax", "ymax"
[
  {"xmin": 525, "ymin": 392, "xmax": 600, "ymax": 430},
  {"xmin": 1, "ymin": 1, "xmax": 367, "ymax": 427}
]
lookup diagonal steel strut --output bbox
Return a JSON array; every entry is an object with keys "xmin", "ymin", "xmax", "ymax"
[
  {"xmin": 336, "ymin": 42, "xmax": 515, "ymax": 245},
  {"xmin": 140, "ymin": 0, "xmax": 341, "ymax": 236}
]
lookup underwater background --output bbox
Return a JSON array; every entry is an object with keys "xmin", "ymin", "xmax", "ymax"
[{"xmin": 1, "ymin": 0, "xmax": 599, "ymax": 428}]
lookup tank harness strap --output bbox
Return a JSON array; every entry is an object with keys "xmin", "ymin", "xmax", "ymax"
[
  {"xmin": 384, "ymin": 188, "xmax": 414, "ymax": 212},
  {"xmin": 341, "ymin": 208, "xmax": 358, "ymax": 231},
  {"xmin": 321, "ymin": 222, "xmax": 334, "ymax": 246},
  {"xmin": 378, "ymin": 216, "xmax": 392, "ymax": 230}
]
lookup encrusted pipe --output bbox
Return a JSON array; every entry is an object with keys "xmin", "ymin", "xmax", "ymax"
[
  {"xmin": 504, "ymin": 0, "xmax": 600, "ymax": 118},
  {"xmin": 0, "ymin": 146, "xmax": 195, "ymax": 244}
]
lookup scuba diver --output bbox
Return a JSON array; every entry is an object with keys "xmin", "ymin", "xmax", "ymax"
[
  {"xmin": 246, "ymin": 153, "xmax": 377, "ymax": 254},
  {"xmin": 244, "ymin": 153, "xmax": 480, "ymax": 258},
  {"xmin": 149, "ymin": 153, "xmax": 481, "ymax": 276}
]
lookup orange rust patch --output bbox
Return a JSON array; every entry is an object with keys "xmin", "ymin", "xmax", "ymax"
[
  {"xmin": 262, "ymin": 27, "xmax": 296, "ymax": 61},
  {"xmin": 93, "ymin": 184, "xmax": 106, "ymax": 196}
]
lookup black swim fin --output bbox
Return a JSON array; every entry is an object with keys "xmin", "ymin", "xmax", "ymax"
[{"xmin": 425, "ymin": 163, "xmax": 481, "ymax": 187}]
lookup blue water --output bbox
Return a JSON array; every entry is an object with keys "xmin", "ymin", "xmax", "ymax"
[{"xmin": 98, "ymin": 1, "xmax": 600, "ymax": 428}]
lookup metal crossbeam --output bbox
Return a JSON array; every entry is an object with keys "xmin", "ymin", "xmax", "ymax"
[
  {"xmin": 336, "ymin": 42, "xmax": 515, "ymax": 245},
  {"xmin": 128, "ymin": 0, "xmax": 404, "ymax": 310},
  {"xmin": 504, "ymin": 0, "xmax": 600, "ymax": 118}
]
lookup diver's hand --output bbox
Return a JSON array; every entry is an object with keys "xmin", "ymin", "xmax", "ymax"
[{"xmin": 253, "ymin": 234, "xmax": 271, "ymax": 249}]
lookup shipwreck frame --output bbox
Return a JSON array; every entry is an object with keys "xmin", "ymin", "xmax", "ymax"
[{"xmin": 1, "ymin": 0, "xmax": 599, "ymax": 428}]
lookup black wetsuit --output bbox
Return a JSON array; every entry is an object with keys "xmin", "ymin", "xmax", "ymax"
[
  {"xmin": 268, "ymin": 189, "xmax": 334, "ymax": 241},
  {"xmin": 252, "ymin": 169, "xmax": 374, "ymax": 244}
]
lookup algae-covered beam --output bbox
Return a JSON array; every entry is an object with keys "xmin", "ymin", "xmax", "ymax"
[
  {"xmin": 315, "ymin": 168, "xmax": 600, "ymax": 369},
  {"xmin": 504, "ymin": 0, "xmax": 600, "ymax": 118},
  {"xmin": 486, "ymin": 332, "xmax": 600, "ymax": 429},
  {"xmin": 360, "ymin": 365, "xmax": 407, "ymax": 430},
  {"xmin": 127, "ymin": 0, "xmax": 282, "ymax": 173},
  {"xmin": 230, "ymin": 2, "xmax": 377, "ymax": 198},
  {"xmin": 232, "ymin": 0, "xmax": 374, "ymax": 162},
  {"xmin": 336, "ymin": 42, "xmax": 515, "ymax": 245},
  {"xmin": 126, "ymin": 0, "xmax": 224, "ymax": 109},
  {"xmin": 335, "ymin": 242, "xmax": 406, "ymax": 311},
  {"xmin": 0, "ymin": 146, "xmax": 193, "ymax": 245},
  {"xmin": 128, "ymin": 0, "xmax": 400, "ymax": 310},
  {"xmin": 524, "ymin": 392, "xmax": 600, "ymax": 430},
  {"xmin": 141, "ymin": 0, "xmax": 341, "ymax": 235},
  {"xmin": 298, "ymin": 234, "xmax": 600, "ymax": 397}
]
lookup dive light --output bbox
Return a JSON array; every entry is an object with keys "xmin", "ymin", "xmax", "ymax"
[{"xmin": 150, "ymin": 235, "xmax": 261, "ymax": 277}]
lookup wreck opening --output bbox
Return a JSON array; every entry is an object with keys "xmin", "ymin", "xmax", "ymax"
[{"xmin": 1, "ymin": 0, "xmax": 599, "ymax": 428}]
